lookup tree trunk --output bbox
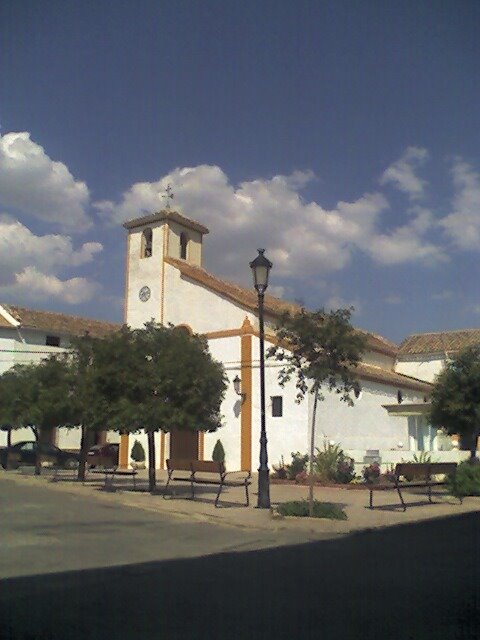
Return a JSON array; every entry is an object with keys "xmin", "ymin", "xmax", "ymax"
[
  {"xmin": 6, "ymin": 427, "xmax": 12, "ymax": 449},
  {"xmin": 309, "ymin": 386, "xmax": 319, "ymax": 517},
  {"xmin": 31, "ymin": 426, "xmax": 41, "ymax": 476},
  {"xmin": 469, "ymin": 431, "xmax": 478, "ymax": 462},
  {"xmin": 77, "ymin": 424, "xmax": 89, "ymax": 482},
  {"xmin": 147, "ymin": 430, "xmax": 156, "ymax": 493}
]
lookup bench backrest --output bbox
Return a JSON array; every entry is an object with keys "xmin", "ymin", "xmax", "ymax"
[
  {"xmin": 191, "ymin": 460, "xmax": 225, "ymax": 475},
  {"xmin": 395, "ymin": 462, "xmax": 457, "ymax": 478},
  {"xmin": 166, "ymin": 458, "xmax": 192, "ymax": 472},
  {"xmin": 167, "ymin": 458, "xmax": 226, "ymax": 475}
]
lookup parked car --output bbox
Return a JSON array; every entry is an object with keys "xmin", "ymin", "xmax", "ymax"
[
  {"xmin": 0, "ymin": 441, "xmax": 80, "ymax": 470},
  {"xmin": 87, "ymin": 443, "xmax": 119, "ymax": 468}
]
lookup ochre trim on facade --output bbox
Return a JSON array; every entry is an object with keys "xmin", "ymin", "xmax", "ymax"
[
  {"xmin": 198, "ymin": 431, "xmax": 205, "ymax": 461},
  {"xmin": 175, "ymin": 324, "xmax": 194, "ymax": 335},
  {"xmin": 119, "ymin": 433, "xmax": 129, "ymax": 469},
  {"xmin": 160, "ymin": 431, "xmax": 165, "ymax": 470},
  {"xmin": 240, "ymin": 318, "xmax": 253, "ymax": 472},
  {"xmin": 204, "ymin": 327, "xmax": 247, "ymax": 339}
]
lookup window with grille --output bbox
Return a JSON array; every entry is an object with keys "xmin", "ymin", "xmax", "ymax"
[{"xmin": 271, "ymin": 396, "xmax": 283, "ymax": 417}]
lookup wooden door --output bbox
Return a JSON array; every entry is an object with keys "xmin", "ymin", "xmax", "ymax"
[{"xmin": 169, "ymin": 429, "xmax": 199, "ymax": 460}]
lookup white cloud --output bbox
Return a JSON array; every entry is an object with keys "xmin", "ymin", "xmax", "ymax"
[
  {"xmin": 366, "ymin": 208, "xmax": 447, "ymax": 265},
  {"xmin": 0, "ymin": 267, "xmax": 99, "ymax": 304},
  {"xmin": 0, "ymin": 132, "xmax": 91, "ymax": 232},
  {"xmin": 440, "ymin": 158, "xmax": 480, "ymax": 250},
  {"xmin": 0, "ymin": 215, "xmax": 102, "ymax": 282},
  {"xmin": 380, "ymin": 147, "xmax": 429, "ymax": 200},
  {"xmin": 95, "ymin": 163, "xmax": 446, "ymax": 289},
  {"xmin": 0, "ymin": 215, "xmax": 102, "ymax": 304}
]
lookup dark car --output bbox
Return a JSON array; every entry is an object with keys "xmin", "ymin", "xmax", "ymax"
[
  {"xmin": 87, "ymin": 443, "xmax": 119, "ymax": 468},
  {"xmin": 0, "ymin": 441, "xmax": 80, "ymax": 470}
]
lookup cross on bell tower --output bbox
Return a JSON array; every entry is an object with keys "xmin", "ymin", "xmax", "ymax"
[{"xmin": 162, "ymin": 184, "xmax": 174, "ymax": 210}]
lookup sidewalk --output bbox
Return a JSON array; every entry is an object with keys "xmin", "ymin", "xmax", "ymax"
[{"xmin": 3, "ymin": 466, "xmax": 480, "ymax": 538}]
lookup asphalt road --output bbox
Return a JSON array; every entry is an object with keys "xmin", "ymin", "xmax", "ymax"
[{"xmin": 1, "ymin": 477, "xmax": 479, "ymax": 639}]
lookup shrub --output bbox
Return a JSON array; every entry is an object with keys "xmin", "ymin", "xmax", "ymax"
[
  {"xmin": 130, "ymin": 439, "xmax": 145, "ymax": 462},
  {"xmin": 276, "ymin": 500, "xmax": 347, "ymax": 520},
  {"xmin": 363, "ymin": 462, "xmax": 381, "ymax": 483},
  {"xmin": 212, "ymin": 439, "xmax": 225, "ymax": 464},
  {"xmin": 272, "ymin": 456, "xmax": 288, "ymax": 479},
  {"xmin": 412, "ymin": 451, "xmax": 435, "ymax": 464},
  {"xmin": 314, "ymin": 442, "xmax": 356, "ymax": 484},
  {"xmin": 448, "ymin": 460, "xmax": 480, "ymax": 497},
  {"xmin": 285, "ymin": 452, "xmax": 309, "ymax": 480},
  {"xmin": 295, "ymin": 470, "xmax": 309, "ymax": 484},
  {"xmin": 334, "ymin": 457, "xmax": 356, "ymax": 484}
]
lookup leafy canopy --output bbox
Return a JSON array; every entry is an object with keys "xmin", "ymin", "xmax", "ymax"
[
  {"xmin": 430, "ymin": 345, "xmax": 480, "ymax": 437},
  {"xmin": 268, "ymin": 308, "xmax": 367, "ymax": 402},
  {"xmin": 94, "ymin": 322, "xmax": 227, "ymax": 434},
  {"xmin": 0, "ymin": 356, "xmax": 74, "ymax": 433}
]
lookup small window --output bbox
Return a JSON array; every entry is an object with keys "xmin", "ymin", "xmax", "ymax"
[
  {"xmin": 271, "ymin": 396, "xmax": 283, "ymax": 417},
  {"xmin": 180, "ymin": 232, "xmax": 188, "ymax": 260},
  {"xmin": 141, "ymin": 228, "xmax": 153, "ymax": 258},
  {"xmin": 46, "ymin": 335, "xmax": 60, "ymax": 347}
]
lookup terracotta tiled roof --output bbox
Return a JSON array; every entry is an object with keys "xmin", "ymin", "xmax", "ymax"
[
  {"xmin": 123, "ymin": 209, "xmax": 209, "ymax": 235},
  {"xmin": 399, "ymin": 329, "xmax": 480, "ymax": 356},
  {"xmin": 0, "ymin": 314, "xmax": 12, "ymax": 328},
  {"xmin": 2, "ymin": 305, "xmax": 120, "ymax": 339},
  {"xmin": 356, "ymin": 363, "xmax": 432, "ymax": 393},
  {"xmin": 165, "ymin": 257, "xmax": 399, "ymax": 357}
]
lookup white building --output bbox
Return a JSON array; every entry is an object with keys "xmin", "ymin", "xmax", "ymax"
[
  {"xmin": 2, "ymin": 209, "xmax": 473, "ymax": 470},
  {"xmin": 120, "ymin": 209, "xmax": 448, "ymax": 472},
  {"xmin": 0, "ymin": 304, "xmax": 119, "ymax": 450}
]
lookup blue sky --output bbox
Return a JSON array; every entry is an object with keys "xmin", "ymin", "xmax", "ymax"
[{"xmin": 1, "ymin": 1, "xmax": 479, "ymax": 343}]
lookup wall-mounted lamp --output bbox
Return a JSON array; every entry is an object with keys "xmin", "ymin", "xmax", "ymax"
[{"xmin": 233, "ymin": 375, "xmax": 246, "ymax": 402}]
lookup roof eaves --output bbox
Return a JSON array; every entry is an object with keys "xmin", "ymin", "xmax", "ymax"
[
  {"xmin": 0, "ymin": 304, "xmax": 21, "ymax": 327},
  {"xmin": 165, "ymin": 257, "xmax": 398, "ymax": 357}
]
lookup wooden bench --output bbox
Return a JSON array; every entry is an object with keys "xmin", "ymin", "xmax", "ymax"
[
  {"xmin": 368, "ymin": 462, "xmax": 459, "ymax": 511},
  {"xmin": 165, "ymin": 458, "xmax": 251, "ymax": 507},
  {"xmin": 89, "ymin": 466, "xmax": 138, "ymax": 490}
]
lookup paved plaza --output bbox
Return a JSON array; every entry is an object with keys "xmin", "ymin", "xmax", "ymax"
[{"xmin": 1, "ymin": 469, "xmax": 479, "ymax": 639}]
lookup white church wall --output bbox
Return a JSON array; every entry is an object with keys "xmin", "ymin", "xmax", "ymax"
[
  {"xmin": 164, "ymin": 264, "xmax": 257, "ymax": 333},
  {"xmin": 126, "ymin": 223, "xmax": 166, "ymax": 329},
  {"xmin": 395, "ymin": 355, "xmax": 445, "ymax": 383},
  {"xmin": 204, "ymin": 335, "xmax": 243, "ymax": 471},
  {"xmin": 56, "ymin": 428, "xmax": 82, "ymax": 450},
  {"xmin": 362, "ymin": 350, "xmax": 396, "ymax": 369},
  {"xmin": 250, "ymin": 337, "xmax": 309, "ymax": 473},
  {"xmin": 308, "ymin": 379, "xmax": 426, "ymax": 455},
  {"xmin": 167, "ymin": 221, "xmax": 203, "ymax": 266}
]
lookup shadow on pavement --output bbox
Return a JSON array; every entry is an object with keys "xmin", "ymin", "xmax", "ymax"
[{"xmin": 1, "ymin": 512, "xmax": 479, "ymax": 640}]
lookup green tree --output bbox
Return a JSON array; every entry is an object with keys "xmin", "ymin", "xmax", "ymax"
[
  {"xmin": 430, "ymin": 345, "xmax": 480, "ymax": 461},
  {"xmin": 98, "ymin": 322, "xmax": 227, "ymax": 492},
  {"xmin": 67, "ymin": 332, "xmax": 119, "ymax": 482},
  {"xmin": 0, "ymin": 357, "xmax": 74, "ymax": 475},
  {"xmin": 268, "ymin": 308, "xmax": 366, "ymax": 516}
]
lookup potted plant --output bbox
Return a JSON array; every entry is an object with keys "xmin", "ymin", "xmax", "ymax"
[{"xmin": 130, "ymin": 439, "xmax": 146, "ymax": 469}]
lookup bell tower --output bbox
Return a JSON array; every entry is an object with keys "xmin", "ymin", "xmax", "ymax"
[{"xmin": 123, "ymin": 209, "xmax": 209, "ymax": 328}]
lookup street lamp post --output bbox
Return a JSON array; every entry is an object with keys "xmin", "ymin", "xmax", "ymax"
[{"xmin": 249, "ymin": 248, "xmax": 273, "ymax": 509}]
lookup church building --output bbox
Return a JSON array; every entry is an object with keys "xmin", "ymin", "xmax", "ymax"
[{"xmin": 119, "ymin": 209, "xmax": 449, "ymax": 472}]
